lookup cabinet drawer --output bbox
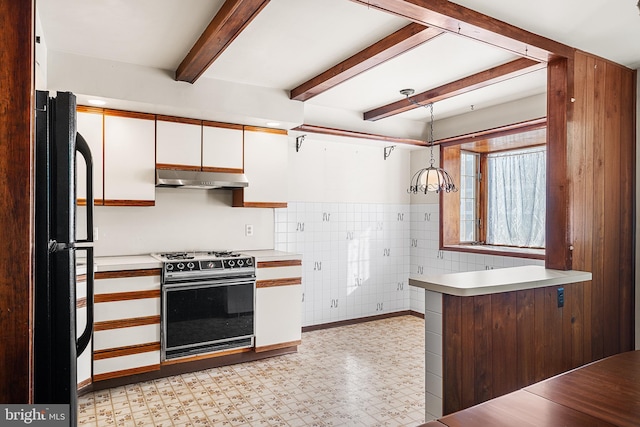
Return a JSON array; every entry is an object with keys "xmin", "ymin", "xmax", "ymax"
[
  {"xmin": 95, "ymin": 273, "xmax": 160, "ymax": 294},
  {"xmin": 93, "ymin": 348, "xmax": 160, "ymax": 381},
  {"xmin": 94, "ymin": 297, "xmax": 160, "ymax": 322},
  {"xmin": 94, "ymin": 323, "xmax": 160, "ymax": 351}
]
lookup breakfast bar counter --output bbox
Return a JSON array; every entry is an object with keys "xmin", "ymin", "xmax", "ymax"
[{"xmin": 409, "ymin": 265, "xmax": 593, "ymax": 419}]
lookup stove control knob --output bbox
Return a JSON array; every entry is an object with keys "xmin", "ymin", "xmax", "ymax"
[
  {"xmin": 228, "ymin": 260, "xmax": 235, "ymax": 267},
  {"xmin": 245, "ymin": 258, "xmax": 253, "ymax": 266},
  {"xmin": 207, "ymin": 261, "xmax": 215, "ymax": 269},
  {"xmin": 177, "ymin": 262, "xmax": 185, "ymax": 270},
  {"xmin": 166, "ymin": 264, "xmax": 174, "ymax": 271},
  {"xmin": 238, "ymin": 259, "xmax": 244, "ymax": 266},
  {"xmin": 187, "ymin": 262, "xmax": 195, "ymax": 269}
]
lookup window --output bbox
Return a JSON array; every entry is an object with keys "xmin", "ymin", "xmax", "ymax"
[
  {"xmin": 459, "ymin": 151, "xmax": 479, "ymax": 243},
  {"xmin": 441, "ymin": 120, "xmax": 546, "ymax": 258},
  {"xmin": 485, "ymin": 147, "xmax": 546, "ymax": 248}
]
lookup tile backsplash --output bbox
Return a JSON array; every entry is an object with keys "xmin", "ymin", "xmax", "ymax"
[{"xmin": 276, "ymin": 202, "xmax": 543, "ymax": 327}]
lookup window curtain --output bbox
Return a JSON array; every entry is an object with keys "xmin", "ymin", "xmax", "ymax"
[{"xmin": 486, "ymin": 148, "xmax": 546, "ymax": 248}]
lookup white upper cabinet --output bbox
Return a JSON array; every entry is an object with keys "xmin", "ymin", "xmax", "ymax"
[
  {"xmin": 76, "ymin": 107, "xmax": 104, "ymax": 204},
  {"xmin": 234, "ymin": 127, "xmax": 288, "ymax": 208},
  {"xmin": 103, "ymin": 111, "xmax": 156, "ymax": 205},
  {"xmin": 155, "ymin": 116, "xmax": 202, "ymax": 170},
  {"xmin": 202, "ymin": 121, "xmax": 244, "ymax": 172}
]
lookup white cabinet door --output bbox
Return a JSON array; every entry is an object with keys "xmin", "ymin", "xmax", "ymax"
[
  {"xmin": 103, "ymin": 112, "xmax": 156, "ymax": 205},
  {"xmin": 202, "ymin": 122, "xmax": 244, "ymax": 172},
  {"xmin": 156, "ymin": 117, "xmax": 202, "ymax": 169},
  {"xmin": 76, "ymin": 108, "xmax": 104, "ymax": 204},
  {"xmin": 234, "ymin": 127, "xmax": 288, "ymax": 207},
  {"xmin": 255, "ymin": 285, "xmax": 302, "ymax": 350}
]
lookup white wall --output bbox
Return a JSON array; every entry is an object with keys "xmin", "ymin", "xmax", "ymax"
[
  {"xmin": 277, "ymin": 135, "xmax": 413, "ymax": 326},
  {"xmin": 80, "ymin": 189, "xmax": 273, "ymax": 257}
]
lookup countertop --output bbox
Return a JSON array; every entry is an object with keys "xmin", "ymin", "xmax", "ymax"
[
  {"xmin": 409, "ymin": 265, "xmax": 592, "ymax": 297},
  {"xmin": 94, "ymin": 250, "xmax": 301, "ymax": 272}
]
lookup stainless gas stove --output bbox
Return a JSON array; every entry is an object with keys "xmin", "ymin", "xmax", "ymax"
[
  {"xmin": 151, "ymin": 250, "xmax": 256, "ymax": 360},
  {"xmin": 151, "ymin": 250, "xmax": 255, "ymax": 282}
]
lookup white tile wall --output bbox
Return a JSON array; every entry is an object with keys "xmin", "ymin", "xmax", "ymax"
[
  {"xmin": 275, "ymin": 202, "xmax": 411, "ymax": 327},
  {"xmin": 275, "ymin": 201, "xmax": 544, "ymax": 329}
]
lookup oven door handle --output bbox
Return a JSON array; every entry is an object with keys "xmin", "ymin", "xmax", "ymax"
[{"xmin": 163, "ymin": 278, "xmax": 256, "ymax": 291}]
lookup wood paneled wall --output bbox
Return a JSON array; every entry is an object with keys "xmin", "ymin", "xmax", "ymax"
[
  {"xmin": 0, "ymin": 0, "xmax": 34, "ymax": 402},
  {"xmin": 443, "ymin": 51, "xmax": 636, "ymax": 415},
  {"xmin": 568, "ymin": 51, "xmax": 636, "ymax": 358},
  {"xmin": 443, "ymin": 283, "xmax": 590, "ymax": 414}
]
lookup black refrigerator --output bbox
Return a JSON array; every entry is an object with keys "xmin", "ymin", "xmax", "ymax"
[{"xmin": 34, "ymin": 91, "xmax": 95, "ymax": 425}]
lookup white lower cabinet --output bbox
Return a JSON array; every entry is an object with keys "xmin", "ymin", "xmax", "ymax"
[
  {"xmin": 76, "ymin": 266, "xmax": 91, "ymax": 390},
  {"xmin": 253, "ymin": 256, "xmax": 302, "ymax": 351},
  {"xmin": 93, "ymin": 270, "xmax": 161, "ymax": 381}
]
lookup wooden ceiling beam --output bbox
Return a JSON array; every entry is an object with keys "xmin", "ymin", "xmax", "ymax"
[
  {"xmin": 349, "ymin": 0, "xmax": 574, "ymax": 62},
  {"xmin": 176, "ymin": 0, "xmax": 270, "ymax": 83},
  {"xmin": 364, "ymin": 57, "xmax": 546, "ymax": 121},
  {"xmin": 290, "ymin": 23, "xmax": 444, "ymax": 102}
]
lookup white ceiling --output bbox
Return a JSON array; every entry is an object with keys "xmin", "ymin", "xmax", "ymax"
[{"xmin": 36, "ymin": 0, "xmax": 640, "ymax": 129}]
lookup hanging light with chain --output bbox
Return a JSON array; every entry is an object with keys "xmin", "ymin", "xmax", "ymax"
[{"xmin": 401, "ymin": 89, "xmax": 458, "ymax": 194}]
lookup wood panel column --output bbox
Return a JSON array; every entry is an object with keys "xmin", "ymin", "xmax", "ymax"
[
  {"xmin": 546, "ymin": 57, "xmax": 572, "ymax": 270},
  {"xmin": 0, "ymin": 0, "xmax": 34, "ymax": 402}
]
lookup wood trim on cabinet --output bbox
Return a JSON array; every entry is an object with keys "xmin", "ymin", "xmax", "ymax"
[
  {"xmin": 77, "ymin": 198, "xmax": 105, "ymax": 206},
  {"xmin": 161, "ymin": 347, "xmax": 252, "ymax": 365},
  {"xmin": 95, "ymin": 269, "xmax": 161, "ymax": 280},
  {"xmin": 76, "ymin": 297, "xmax": 87, "ymax": 309},
  {"xmin": 201, "ymin": 166, "xmax": 244, "ymax": 174},
  {"xmin": 202, "ymin": 120, "xmax": 243, "ymax": 130},
  {"xmin": 93, "ymin": 364, "xmax": 160, "ymax": 382},
  {"xmin": 257, "ymin": 260, "xmax": 302, "ymax": 268},
  {"xmin": 231, "ymin": 189, "xmax": 287, "ymax": 208},
  {"xmin": 291, "ymin": 124, "xmax": 427, "ymax": 147},
  {"xmin": 77, "ymin": 377, "xmax": 92, "ymax": 391},
  {"xmin": 76, "ymin": 274, "xmax": 87, "ymax": 282},
  {"xmin": 255, "ymin": 340, "xmax": 302, "ymax": 353},
  {"xmin": 77, "ymin": 105, "xmax": 104, "ymax": 114},
  {"xmin": 156, "ymin": 115, "xmax": 202, "ymax": 126},
  {"xmin": 256, "ymin": 278, "xmax": 302, "ymax": 288},
  {"xmin": 103, "ymin": 200, "xmax": 155, "ymax": 207},
  {"xmin": 94, "ymin": 315, "xmax": 160, "ymax": 332},
  {"xmin": 94, "ymin": 290, "xmax": 160, "ymax": 303},
  {"xmin": 243, "ymin": 126, "xmax": 288, "ymax": 135},
  {"xmin": 94, "ymin": 342, "xmax": 160, "ymax": 361},
  {"xmin": 103, "ymin": 109, "xmax": 155, "ymax": 120},
  {"xmin": 365, "ymin": 58, "xmax": 546, "ymax": 121},
  {"xmin": 155, "ymin": 163, "xmax": 202, "ymax": 172},
  {"xmin": 290, "ymin": 23, "xmax": 443, "ymax": 101}
]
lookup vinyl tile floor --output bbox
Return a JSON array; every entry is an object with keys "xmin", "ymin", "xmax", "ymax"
[{"xmin": 78, "ymin": 315, "xmax": 426, "ymax": 426}]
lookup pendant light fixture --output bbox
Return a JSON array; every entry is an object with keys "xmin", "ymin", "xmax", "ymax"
[{"xmin": 402, "ymin": 89, "xmax": 458, "ymax": 194}]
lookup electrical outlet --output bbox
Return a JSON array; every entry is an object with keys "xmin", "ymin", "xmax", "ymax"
[
  {"xmin": 557, "ymin": 287, "xmax": 564, "ymax": 308},
  {"xmin": 245, "ymin": 224, "xmax": 254, "ymax": 236}
]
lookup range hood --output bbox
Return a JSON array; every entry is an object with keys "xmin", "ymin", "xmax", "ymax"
[{"xmin": 156, "ymin": 169, "xmax": 248, "ymax": 190}]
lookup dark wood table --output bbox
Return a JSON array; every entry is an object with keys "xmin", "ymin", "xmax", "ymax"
[{"xmin": 423, "ymin": 351, "xmax": 640, "ymax": 427}]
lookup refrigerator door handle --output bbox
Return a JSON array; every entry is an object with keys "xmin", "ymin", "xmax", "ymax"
[
  {"xmin": 75, "ymin": 132, "xmax": 94, "ymax": 243},
  {"xmin": 76, "ymin": 246, "xmax": 94, "ymax": 356}
]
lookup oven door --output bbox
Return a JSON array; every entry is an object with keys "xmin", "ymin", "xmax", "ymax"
[{"xmin": 162, "ymin": 277, "xmax": 255, "ymax": 360}]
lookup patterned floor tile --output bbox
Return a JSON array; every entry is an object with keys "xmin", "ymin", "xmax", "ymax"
[{"xmin": 78, "ymin": 315, "xmax": 425, "ymax": 426}]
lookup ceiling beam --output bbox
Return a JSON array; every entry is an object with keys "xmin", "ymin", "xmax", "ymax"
[
  {"xmin": 176, "ymin": 0, "xmax": 270, "ymax": 83},
  {"xmin": 290, "ymin": 23, "xmax": 444, "ymax": 102},
  {"xmin": 292, "ymin": 124, "xmax": 427, "ymax": 146},
  {"xmin": 349, "ymin": 0, "xmax": 574, "ymax": 62},
  {"xmin": 364, "ymin": 57, "xmax": 546, "ymax": 121}
]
